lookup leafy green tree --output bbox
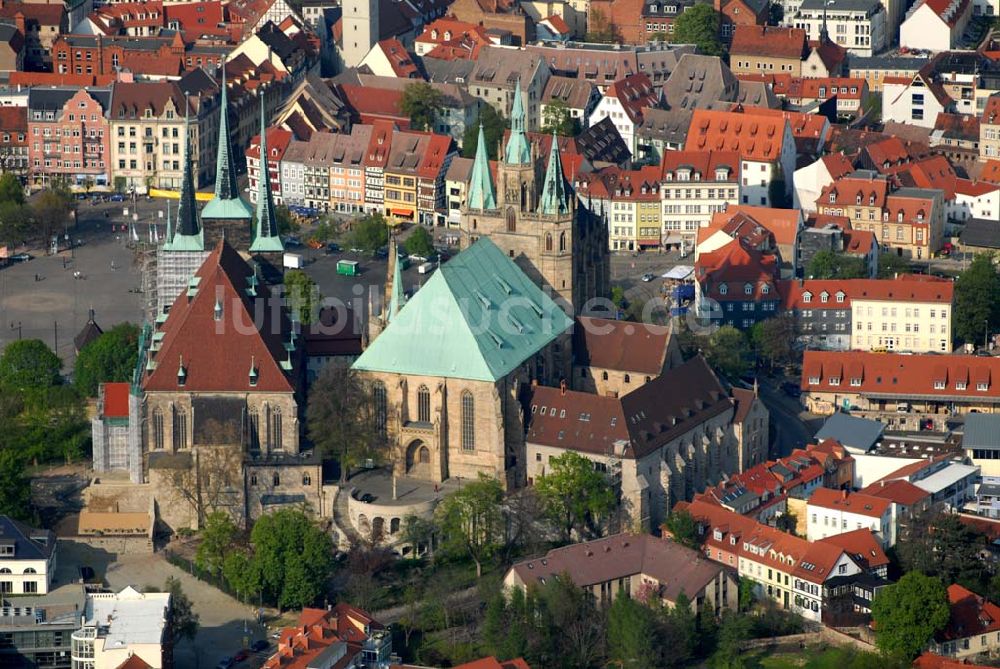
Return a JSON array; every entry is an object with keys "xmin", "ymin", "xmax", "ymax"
[
  {"xmin": 871, "ymin": 572, "xmax": 950, "ymax": 660},
  {"xmin": 533, "ymin": 575, "xmax": 605, "ymax": 668},
  {"xmin": 0, "ymin": 449, "xmax": 31, "ymax": 520},
  {"xmin": 953, "ymin": 254, "xmax": 1000, "ymax": 346},
  {"xmin": 283, "ymin": 270, "xmax": 321, "ymax": 325},
  {"xmin": 307, "ymin": 365, "xmax": 385, "ymax": 483},
  {"xmin": 542, "ymin": 100, "xmax": 580, "ymax": 137},
  {"xmin": 710, "ymin": 611, "xmax": 752, "ymax": 669},
  {"xmin": 657, "ymin": 592, "xmax": 696, "ymax": 667},
  {"xmin": 607, "ymin": 595, "xmax": 658, "ymax": 668},
  {"xmin": 275, "ymin": 204, "xmax": 297, "ymax": 235},
  {"xmin": 435, "ymin": 473, "xmax": 504, "ymax": 578},
  {"xmin": 401, "ymin": 82, "xmax": 445, "ymax": 132},
  {"xmin": 195, "ymin": 511, "xmax": 238, "ymax": 577},
  {"xmin": 0, "ymin": 339, "xmax": 62, "ymax": 390},
  {"xmin": 248, "ymin": 507, "xmax": 335, "ymax": 609},
  {"xmin": 877, "ymin": 252, "xmax": 912, "ymax": 279},
  {"xmin": 73, "ymin": 323, "xmax": 140, "ymax": 397},
  {"xmin": 404, "ymin": 226, "xmax": 434, "ymax": 258},
  {"xmin": 663, "ymin": 509, "xmax": 699, "ymax": 549},
  {"xmin": 535, "ymin": 451, "xmax": 616, "ymax": 542},
  {"xmin": 462, "ymin": 104, "xmax": 507, "ymax": 160},
  {"xmin": 806, "ymin": 250, "xmax": 867, "ymax": 279},
  {"xmin": 895, "ymin": 511, "xmax": 989, "ymax": 593},
  {"xmin": 672, "ymin": 4, "xmax": 724, "ymax": 56},
  {"xmin": 165, "ymin": 576, "xmax": 200, "ymax": 644},
  {"xmin": 400, "ymin": 514, "xmax": 437, "ymax": 560},
  {"xmin": 222, "ymin": 549, "xmax": 261, "ymax": 602},
  {"xmin": 704, "ymin": 327, "xmax": 750, "ymax": 380},
  {"xmin": 0, "ymin": 201, "xmax": 31, "ymax": 246},
  {"xmin": 0, "ymin": 172, "xmax": 24, "ymax": 205},
  {"xmin": 32, "ymin": 186, "xmax": 74, "ymax": 240},
  {"xmin": 349, "ymin": 212, "xmax": 389, "ymax": 255},
  {"xmin": 775, "ymin": 510, "xmax": 797, "ymax": 535},
  {"xmin": 611, "ymin": 286, "xmax": 627, "ymax": 309},
  {"xmin": 749, "ymin": 315, "xmax": 797, "ymax": 372}
]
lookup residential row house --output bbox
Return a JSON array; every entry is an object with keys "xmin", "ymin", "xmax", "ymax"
[
  {"xmin": 262, "ymin": 123, "xmax": 456, "ymax": 224},
  {"xmin": 26, "ymin": 86, "xmax": 111, "ymax": 188}
]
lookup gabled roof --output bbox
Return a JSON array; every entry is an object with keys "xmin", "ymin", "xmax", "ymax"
[
  {"xmin": 937, "ymin": 584, "xmax": 1000, "ymax": 641},
  {"xmin": 604, "ymin": 72, "xmax": 658, "ymax": 124},
  {"xmin": 0, "ymin": 516, "xmax": 55, "ymax": 561},
  {"xmin": 453, "ymin": 658, "xmax": 531, "ymax": 669},
  {"xmin": 808, "ymin": 488, "xmax": 891, "ymax": 518},
  {"xmin": 859, "ymin": 479, "xmax": 931, "ymax": 506},
  {"xmin": 573, "ymin": 316, "xmax": 672, "ymax": 374},
  {"xmin": 817, "ymin": 528, "xmax": 889, "ymax": 570},
  {"xmin": 695, "ymin": 239, "xmax": 779, "ymax": 301},
  {"xmin": 730, "ymin": 25, "xmax": 808, "ymax": 60},
  {"xmin": 352, "ymin": 239, "xmax": 573, "ymax": 382},
  {"xmin": 108, "ymin": 81, "xmax": 186, "ymax": 119},
  {"xmin": 143, "ymin": 241, "xmax": 295, "ymax": 393},
  {"xmin": 527, "ymin": 385, "xmax": 628, "ymax": 455},
  {"xmin": 712, "ymin": 205, "xmax": 800, "ymax": 247},
  {"xmin": 685, "ymin": 108, "xmax": 789, "ymax": 162},
  {"xmin": 909, "ymin": 0, "xmax": 971, "ymax": 28}
]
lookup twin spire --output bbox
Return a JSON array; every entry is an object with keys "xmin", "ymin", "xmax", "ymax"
[
  {"xmin": 163, "ymin": 103, "xmax": 203, "ymax": 251},
  {"xmin": 201, "ymin": 68, "xmax": 254, "ymax": 222},
  {"xmin": 467, "ymin": 78, "xmax": 570, "ymax": 215},
  {"xmin": 249, "ymin": 96, "xmax": 283, "ymax": 253}
]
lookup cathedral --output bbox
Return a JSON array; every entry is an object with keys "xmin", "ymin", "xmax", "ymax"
[{"xmin": 459, "ymin": 82, "xmax": 610, "ymax": 316}]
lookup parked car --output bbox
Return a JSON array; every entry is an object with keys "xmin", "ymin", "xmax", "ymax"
[
  {"xmin": 250, "ymin": 639, "xmax": 270, "ymax": 652},
  {"xmin": 282, "ymin": 236, "xmax": 303, "ymax": 247},
  {"xmin": 781, "ymin": 381, "xmax": 801, "ymax": 398},
  {"xmin": 216, "ymin": 657, "xmax": 233, "ymax": 669},
  {"xmin": 359, "ymin": 493, "xmax": 375, "ymax": 503},
  {"xmin": 641, "ymin": 273, "xmax": 656, "ymax": 282},
  {"xmin": 11, "ymin": 253, "xmax": 32, "ymax": 263},
  {"xmin": 109, "ymin": 193, "xmax": 126, "ymax": 202},
  {"xmin": 233, "ymin": 649, "xmax": 250, "ymax": 662},
  {"xmin": 326, "ymin": 242, "xmax": 341, "ymax": 254}
]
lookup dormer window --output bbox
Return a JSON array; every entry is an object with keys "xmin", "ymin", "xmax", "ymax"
[
  {"xmin": 917, "ymin": 210, "xmax": 925, "ymax": 222},
  {"xmin": 856, "ymin": 194, "xmax": 862, "ymax": 204},
  {"xmin": 249, "ymin": 357, "xmax": 258, "ymax": 387},
  {"xmin": 715, "ymin": 168, "xmax": 729, "ymax": 180},
  {"xmin": 744, "ymin": 283, "xmax": 753, "ymax": 295},
  {"xmin": 956, "ymin": 381, "xmax": 967, "ymax": 390},
  {"xmin": 720, "ymin": 283, "xmax": 729, "ymax": 295},
  {"xmin": 869, "ymin": 194, "xmax": 876, "ymax": 205},
  {"xmin": 802, "ymin": 292, "xmax": 812, "ymax": 303},
  {"xmin": 897, "ymin": 211, "xmax": 904, "ymax": 222},
  {"xmin": 978, "ymin": 381, "xmax": 989, "ymax": 391},
  {"xmin": 850, "ymin": 377, "xmax": 862, "ymax": 387},
  {"xmin": 934, "ymin": 380, "xmax": 946, "ymax": 390},
  {"xmin": 829, "ymin": 192, "xmax": 836, "ymax": 203},
  {"xmin": 808, "ymin": 375, "xmax": 820, "ymax": 384},
  {"xmin": 214, "ymin": 298, "xmax": 223, "ymax": 321},
  {"xmin": 761, "ymin": 283, "xmax": 770, "ymax": 294},
  {"xmin": 829, "ymin": 377, "xmax": 840, "ymax": 386},
  {"xmin": 836, "ymin": 292, "xmax": 845, "ymax": 303},
  {"xmin": 177, "ymin": 357, "xmax": 187, "ymax": 387}
]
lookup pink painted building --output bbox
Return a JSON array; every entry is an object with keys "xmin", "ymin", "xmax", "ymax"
[{"xmin": 27, "ymin": 87, "xmax": 111, "ymax": 187}]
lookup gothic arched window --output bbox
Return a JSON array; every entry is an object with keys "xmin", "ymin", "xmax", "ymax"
[
  {"xmin": 417, "ymin": 385, "xmax": 431, "ymax": 423},
  {"xmin": 506, "ymin": 208, "xmax": 516, "ymax": 232},
  {"xmin": 461, "ymin": 391, "xmax": 475, "ymax": 451},
  {"xmin": 545, "ymin": 233, "xmax": 553, "ymax": 251},
  {"xmin": 559, "ymin": 232, "xmax": 566, "ymax": 252},
  {"xmin": 152, "ymin": 408, "xmax": 164, "ymax": 450},
  {"xmin": 373, "ymin": 382, "xmax": 387, "ymax": 438},
  {"xmin": 173, "ymin": 408, "xmax": 188, "ymax": 450}
]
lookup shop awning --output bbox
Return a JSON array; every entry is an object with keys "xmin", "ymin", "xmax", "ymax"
[{"xmin": 391, "ymin": 208, "xmax": 414, "ymax": 217}]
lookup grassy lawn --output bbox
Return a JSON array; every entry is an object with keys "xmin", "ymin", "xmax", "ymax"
[{"xmin": 746, "ymin": 645, "xmax": 878, "ymax": 669}]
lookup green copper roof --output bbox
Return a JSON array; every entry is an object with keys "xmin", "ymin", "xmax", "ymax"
[
  {"xmin": 249, "ymin": 96, "xmax": 284, "ymax": 253},
  {"xmin": 202, "ymin": 77, "xmax": 253, "ymax": 221},
  {"xmin": 539, "ymin": 132, "xmax": 571, "ymax": 215},
  {"xmin": 352, "ymin": 238, "xmax": 572, "ymax": 382},
  {"xmin": 388, "ymin": 238, "xmax": 406, "ymax": 322},
  {"xmin": 504, "ymin": 80, "xmax": 531, "ymax": 165},
  {"xmin": 467, "ymin": 124, "xmax": 497, "ymax": 210},
  {"xmin": 163, "ymin": 108, "xmax": 204, "ymax": 252}
]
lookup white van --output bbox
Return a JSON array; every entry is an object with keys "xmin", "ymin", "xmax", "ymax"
[{"xmin": 418, "ymin": 261, "xmax": 434, "ymax": 274}]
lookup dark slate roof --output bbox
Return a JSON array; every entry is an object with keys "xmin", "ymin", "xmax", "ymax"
[
  {"xmin": 0, "ymin": 516, "xmax": 55, "ymax": 561},
  {"xmin": 74, "ymin": 313, "xmax": 103, "ymax": 352},
  {"xmin": 0, "ymin": 23, "xmax": 20, "ymax": 46},
  {"xmin": 576, "ymin": 117, "xmax": 631, "ymax": 165},
  {"xmin": 801, "ymin": 0, "xmax": 880, "ymax": 10},
  {"xmin": 814, "ymin": 413, "xmax": 884, "ymax": 453},
  {"xmin": 27, "ymin": 87, "xmax": 111, "ymax": 114},
  {"xmin": 963, "ymin": 413, "xmax": 1000, "ymax": 450},
  {"xmin": 848, "ymin": 55, "xmax": 925, "ymax": 71},
  {"xmin": 959, "ymin": 218, "xmax": 1000, "ymax": 250},
  {"xmin": 421, "ymin": 57, "xmax": 476, "ymax": 84}
]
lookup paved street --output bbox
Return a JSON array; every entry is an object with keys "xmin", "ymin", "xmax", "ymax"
[{"xmin": 757, "ymin": 376, "xmax": 824, "ymax": 459}]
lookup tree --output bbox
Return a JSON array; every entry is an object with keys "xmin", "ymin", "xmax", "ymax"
[
  {"xmin": 0, "ymin": 201, "xmax": 31, "ymax": 246},
  {"xmin": 806, "ymin": 250, "xmax": 867, "ymax": 279},
  {"xmin": 663, "ymin": 509, "xmax": 699, "ymax": 549},
  {"xmin": 348, "ymin": 212, "xmax": 389, "ymax": 255},
  {"xmin": 195, "ymin": 511, "xmax": 238, "ymax": 577},
  {"xmin": 775, "ymin": 510, "xmax": 797, "ymax": 535},
  {"xmin": 435, "ymin": 474, "xmax": 504, "ymax": 578},
  {"xmin": 283, "ymin": 270, "xmax": 321, "ymax": 325},
  {"xmin": 73, "ymin": 323, "xmax": 140, "ymax": 397},
  {"xmin": 0, "ymin": 339, "xmax": 62, "ymax": 390},
  {"xmin": 307, "ymin": 366, "xmax": 386, "ymax": 483},
  {"xmin": 275, "ymin": 204, "xmax": 297, "ymax": 236},
  {"xmin": 749, "ymin": 315, "xmax": 797, "ymax": 371},
  {"xmin": 249, "ymin": 507, "xmax": 335, "ymax": 609},
  {"xmin": 0, "ymin": 172, "xmax": 24, "ymax": 205},
  {"xmin": 32, "ymin": 187, "xmax": 74, "ymax": 240},
  {"xmin": 165, "ymin": 576, "xmax": 200, "ymax": 645},
  {"xmin": 533, "ymin": 575, "xmax": 605, "ymax": 668},
  {"xmin": 222, "ymin": 549, "xmax": 261, "ymax": 602},
  {"xmin": 542, "ymin": 100, "xmax": 580, "ymax": 137},
  {"xmin": 871, "ymin": 572, "xmax": 950, "ymax": 660},
  {"xmin": 161, "ymin": 446, "xmax": 244, "ymax": 528},
  {"xmin": 398, "ymin": 585, "xmax": 423, "ymax": 650},
  {"xmin": 710, "ymin": 611, "xmax": 752, "ymax": 669},
  {"xmin": 607, "ymin": 595, "xmax": 658, "ymax": 668},
  {"xmin": 534, "ymin": 451, "xmax": 616, "ymax": 542},
  {"xmin": 877, "ymin": 252, "xmax": 912, "ymax": 279},
  {"xmin": 953, "ymin": 254, "xmax": 1000, "ymax": 346},
  {"xmin": 703, "ymin": 327, "xmax": 750, "ymax": 380},
  {"xmin": 672, "ymin": 4, "xmax": 723, "ymax": 56},
  {"xmin": 404, "ymin": 226, "xmax": 434, "ymax": 258},
  {"xmin": 462, "ymin": 104, "xmax": 507, "ymax": 160},
  {"xmin": 895, "ymin": 511, "xmax": 989, "ymax": 592},
  {"xmin": 401, "ymin": 82, "xmax": 444, "ymax": 132},
  {"xmin": 0, "ymin": 449, "xmax": 31, "ymax": 521},
  {"xmin": 400, "ymin": 514, "xmax": 437, "ymax": 560}
]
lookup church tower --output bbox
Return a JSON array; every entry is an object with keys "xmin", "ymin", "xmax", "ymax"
[
  {"xmin": 155, "ymin": 108, "xmax": 210, "ymax": 317},
  {"xmin": 459, "ymin": 78, "xmax": 611, "ymax": 317},
  {"xmin": 341, "ymin": 0, "xmax": 379, "ymax": 68},
  {"xmin": 201, "ymin": 72, "xmax": 254, "ymax": 250}
]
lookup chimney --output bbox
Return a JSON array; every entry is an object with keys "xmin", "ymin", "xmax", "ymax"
[{"xmin": 560, "ymin": 379, "xmax": 567, "ymax": 396}]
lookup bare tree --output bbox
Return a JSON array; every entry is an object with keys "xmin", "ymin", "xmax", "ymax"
[{"xmin": 162, "ymin": 446, "xmax": 245, "ymax": 528}]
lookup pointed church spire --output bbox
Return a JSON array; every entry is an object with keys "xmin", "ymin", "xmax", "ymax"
[
  {"xmin": 202, "ymin": 67, "xmax": 254, "ymax": 221},
  {"xmin": 249, "ymin": 95, "xmax": 284, "ymax": 253},
  {"xmin": 467, "ymin": 124, "xmax": 497, "ymax": 210},
  {"xmin": 820, "ymin": 0, "xmax": 830, "ymax": 42},
  {"xmin": 539, "ymin": 133, "xmax": 571, "ymax": 216},
  {"xmin": 504, "ymin": 78, "xmax": 531, "ymax": 165},
  {"xmin": 164, "ymin": 104, "xmax": 204, "ymax": 251}
]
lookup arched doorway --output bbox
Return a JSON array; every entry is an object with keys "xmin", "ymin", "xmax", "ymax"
[
  {"xmin": 371, "ymin": 517, "xmax": 385, "ymax": 543},
  {"xmin": 405, "ymin": 440, "xmax": 432, "ymax": 478}
]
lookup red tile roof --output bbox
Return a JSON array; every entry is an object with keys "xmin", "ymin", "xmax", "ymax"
[
  {"xmin": 686, "ymin": 109, "xmax": 789, "ymax": 162},
  {"xmin": 915, "ymin": 653, "xmax": 994, "ymax": 669},
  {"xmin": 375, "ymin": 38, "xmax": 419, "ymax": 78},
  {"xmin": 817, "ymin": 528, "xmax": 889, "ymax": 570},
  {"xmin": 821, "ymin": 153, "xmax": 855, "ymax": 180},
  {"xmin": 983, "ymin": 94, "xmax": 1000, "ymax": 125},
  {"xmin": 573, "ymin": 316, "xmax": 673, "ymax": 375},
  {"xmin": 143, "ymin": 241, "xmax": 296, "ymax": 393},
  {"xmin": 542, "ymin": 14, "xmax": 570, "ymax": 34},
  {"xmin": 844, "ymin": 229, "xmax": 876, "ymax": 256},
  {"xmin": 696, "ymin": 239, "xmax": 779, "ymax": 301},
  {"xmin": 697, "ymin": 210, "xmax": 775, "ymax": 250},
  {"xmin": 0, "ymin": 1, "xmax": 64, "ymax": 26},
  {"xmin": 801, "ymin": 351, "xmax": 1000, "ymax": 400},
  {"xmin": 938, "ymin": 584, "xmax": 1000, "ymax": 642},
  {"xmin": 714, "ymin": 205, "xmax": 800, "ymax": 247},
  {"xmin": 977, "ymin": 159, "xmax": 1000, "ymax": 185},
  {"xmin": 819, "ymin": 174, "xmax": 889, "ymax": 209},
  {"xmin": 731, "ymin": 25, "xmax": 808, "ymax": 60},
  {"xmin": 9, "ymin": 72, "xmax": 116, "ymax": 87},
  {"xmin": 452, "ymin": 658, "xmax": 531, "ymax": 669},
  {"xmin": 917, "ymin": 0, "xmax": 972, "ymax": 28},
  {"xmin": 0, "ymin": 105, "xmax": 26, "ymax": 134},
  {"xmin": 264, "ymin": 604, "xmax": 385, "ymax": 669},
  {"xmin": 778, "ymin": 280, "xmax": 851, "ymax": 310},
  {"xmin": 808, "ymin": 488, "xmax": 891, "ymax": 519},
  {"xmin": 113, "ymin": 656, "xmax": 154, "ymax": 669},
  {"xmin": 605, "ymin": 72, "xmax": 658, "ymax": 124},
  {"xmin": 659, "ymin": 150, "xmax": 741, "ymax": 182},
  {"xmin": 859, "ymin": 479, "xmax": 931, "ymax": 506},
  {"xmin": 101, "ymin": 382, "xmax": 131, "ymax": 419},
  {"xmin": 783, "ymin": 276, "xmax": 952, "ymax": 309},
  {"xmin": 337, "ymin": 84, "xmax": 408, "ymax": 126}
]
